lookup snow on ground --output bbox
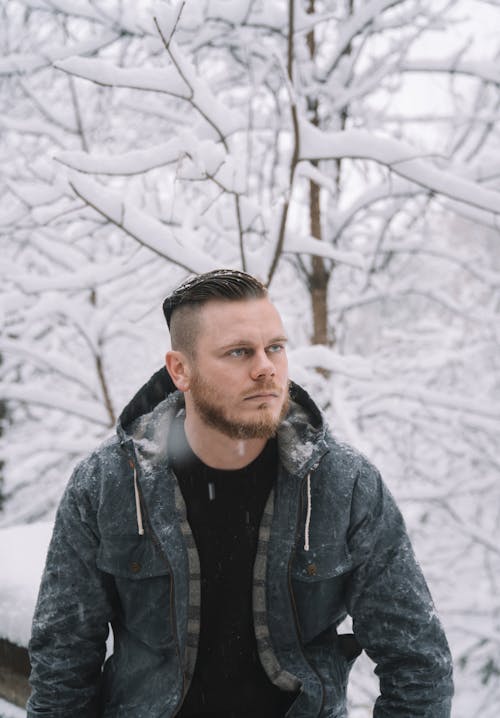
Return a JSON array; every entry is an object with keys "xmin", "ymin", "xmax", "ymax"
[
  {"xmin": 0, "ymin": 523, "xmax": 53, "ymax": 647},
  {"xmin": 0, "ymin": 697, "xmax": 25, "ymax": 718}
]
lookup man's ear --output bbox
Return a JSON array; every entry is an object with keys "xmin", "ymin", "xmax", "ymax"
[{"xmin": 165, "ymin": 350, "xmax": 191, "ymax": 392}]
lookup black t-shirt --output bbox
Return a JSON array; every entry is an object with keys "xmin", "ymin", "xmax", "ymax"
[{"xmin": 170, "ymin": 415, "xmax": 295, "ymax": 718}]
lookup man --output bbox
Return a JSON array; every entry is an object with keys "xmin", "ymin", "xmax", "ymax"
[{"xmin": 28, "ymin": 269, "xmax": 453, "ymax": 717}]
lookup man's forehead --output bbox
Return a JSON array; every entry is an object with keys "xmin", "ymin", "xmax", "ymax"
[
  {"xmin": 198, "ymin": 297, "xmax": 286, "ymax": 338},
  {"xmin": 200, "ymin": 296, "xmax": 281, "ymax": 317}
]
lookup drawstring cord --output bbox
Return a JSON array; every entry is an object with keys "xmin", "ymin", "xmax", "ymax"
[
  {"xmin": 304, "ymin": 472, "xmax": 312, "ymax": 552},
  {"xmin": 131, "ymin": 460, "xmax": 145, "ymax": 536},
  {"xmin": 130, "ymin": 454, "xmax": 315, "ymax": 544}
]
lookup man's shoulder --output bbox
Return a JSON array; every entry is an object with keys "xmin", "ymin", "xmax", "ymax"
[
  {"xmin": 318, "ymin": 433, "xmax": 382, "ymax": 494},
  {"xmin": 60, "ymin": 434, "xmax": 145, "ymax": 533},
  {"xmin": 322, "ymin": 431, "xmax": 377, "ymax": 472},
  {"xmin": 69, "ymin": 433, "xmax": 130, "ymax": 490}
]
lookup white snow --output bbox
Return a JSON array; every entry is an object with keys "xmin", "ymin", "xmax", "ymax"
[
  {"xmin": 296, "ymin": 161, "xmax": 338, "ymax": 195},
  {"xmin": 0, "ymin": 697, "xmax": 25, "ymax": 718},
  {"xmin": 0, "ymin": 31, "xmax": 118, "ymax": 76},
  {"xmin": 285, "ymin": 233, "xmax": 366, "ymax": 269},
  {"xmin": 0, "ymin": 338, "xmax": 97, "ymax": 394},
  {"xmin": 299, "ymin": 121, "xmax": 500, "ymax": 215},
  {"xmin": 332, "ymin": 0, "xmax": 400, "ymax": 66},
  {"xmin": 67, "ymin": 173, "xmax": 219, "ymax": 274},
  {"xmin": 55, "ymin": 56, "xmax": 190, "ymax": 97},
  {"xmin": 0, "ymin": 523, "xmax": 53, "ymax": 647},
  {"xmin": 207, "ymin": 1, "xmax": 252, "ymax": 25},
  {"xmin": 0, "ymin": 384, "xmax": 109, "ymax": 426},
  {"xmin": 8, "ymin": 250, "xmax": 157, "ymax": 294},
  {"xmin": 402, "ymin": 57, "xmax": 500, "ymax": 85},
  {"xmin": 55, "ymin": 51, "xmax": 245, "ymax": 139},
  {"xmin": 57, "ymin": 138, "xmax": 184, "ymax": 176},
  {"xmin": 6, "ymin": 182, "xmax": 62, "ymax": 207},
  {"xmin": 289, "ymin": 345, "xmax": 372, "ymax": 380},
  {"xmin": 0, "ymin": 115, "xmax": 68, "ymax": 145}
]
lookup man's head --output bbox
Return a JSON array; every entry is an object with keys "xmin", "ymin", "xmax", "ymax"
[
  {"xmin": 164, "ymin": 269, "xmax": 289, "ymax": 440},
  {"xmin": 164, "ymin": 269, "xmax": 268, "ymax": 358}
]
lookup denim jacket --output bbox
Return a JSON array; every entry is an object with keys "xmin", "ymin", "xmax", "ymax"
[{"xmin": 28, "ymin": 368, "xmax": 453, "ymax": 717}]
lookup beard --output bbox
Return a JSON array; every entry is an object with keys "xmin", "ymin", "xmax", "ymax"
[{"xmin": 189, "ymin": 372, "xmax": 289, "ymax": 440}]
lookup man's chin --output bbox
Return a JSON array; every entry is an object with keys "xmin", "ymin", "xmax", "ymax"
[
  {"xmin": 192, "ymin": 391, "xmax": 289, "ymax": 441},
  {"xmin": 229, "ymin": 403, "xmax": 289, "ymax": 440},
  {"xmin": 228, "ymin": 421, "xmax": 280, "ymax": 440},
  {"xmin": 212, "ymin": 409, "xmax": 283, "ymax": 441}
]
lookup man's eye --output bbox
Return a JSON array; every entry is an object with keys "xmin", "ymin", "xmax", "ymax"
[
  {"xmin": 267, "ymin": 344, "xmax": 284, "ymax": 353},
  {"xmin": 229, "ymin": 348, "xmax": 248, "ymax": 357}
]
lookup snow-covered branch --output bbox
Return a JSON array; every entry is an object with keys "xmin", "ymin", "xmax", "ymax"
[
  {"xmin": 57, "ymin": 139, "xmax": 184, "ymax": 175},
  {"xmin": 336, "ymin": 286, "xmax": 491, "ymax": 324},
  {"xmin": 68, "ymin": 174, "xmax": 218, "ymax": 273},
  {"xmin": 402, "ymin": 57, "xmax": 500, "ymax": 86},
  {"xmin": 325, "ymin": 0, "xmax": 405, "ymax": 74},
  {"xmin": 0, "ymin": 384, "xmax": 109, "ymax": 426},
  {"xmin": 299, "ymin": 122, "xmax": 500, "ymax": 215},
  {"xmin": 54, "ymin": 56, "xmax": 190, "ymax": 95},
  {"xmin": 0, "ymin": 338, "xmax": 97, "ymax": 397},
  {"xmin": 0, "ymin": 31, "xmax": 119, "ymax": 76},
  {"xmin": 358, "ymin": 383, "xmax": 500, "ymax": 423},
  {"xmin": 285, "ymin": 233, "xmax": 365, "ymax": 269},
  {"xmin": 7, "ymin": 251, "xmax": 157, "ymax": 294}
]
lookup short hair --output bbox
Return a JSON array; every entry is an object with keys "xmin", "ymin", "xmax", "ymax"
[{"xmin": 163, "ymin": 269, "xmax": 267, "ymax": 356}]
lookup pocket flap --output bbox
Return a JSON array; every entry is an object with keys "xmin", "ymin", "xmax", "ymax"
[
  {"xmin": 96, "ymin": 535, "xmax": 170, "ymax": 579},
  {"xmin": 292, "ymin": 542, "xmax": 352, "ymax": 582}
]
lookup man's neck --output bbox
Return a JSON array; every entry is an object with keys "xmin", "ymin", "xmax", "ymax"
[{"xmin": 183, "ymin": 413, "xmax": 267, "ymax": 470}]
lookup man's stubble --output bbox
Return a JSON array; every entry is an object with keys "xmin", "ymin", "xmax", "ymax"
[{"xmin": 189, "ymin": 371, "xmax": 289, "ymax": 440}]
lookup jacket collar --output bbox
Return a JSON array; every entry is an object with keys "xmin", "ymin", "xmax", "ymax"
[{"xmin": 117, "ymin": 366, "xmax": 329, "ymax": 477}]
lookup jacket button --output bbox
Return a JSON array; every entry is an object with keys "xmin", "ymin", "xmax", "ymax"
[
  {"xmin": 306, "ymin": 563, "xmax": 317, "ymax": 576},
  {"xmin": 130, "ymin": 561, "xmax": 141, "ymax": 573}
]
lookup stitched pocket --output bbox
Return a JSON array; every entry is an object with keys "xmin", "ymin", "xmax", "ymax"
[
  {"xmin": 291, "ymin": 542, "xmax": 352, "ymax": 582},
  {"xmin": 97, "ymin": 535, "xmax": 173, "ymax": 651},
  {"xmin": 291, "ymin": 543, "xmax": 353, "ymax": 643},
  {"xmin": 97, "ymin": 534, "xmax": 171, "ymax": 579}
]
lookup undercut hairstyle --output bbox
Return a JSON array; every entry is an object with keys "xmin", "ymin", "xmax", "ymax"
[{"xmin": 163, "ymin": 269, "xmax": 267, "ymax": 357}]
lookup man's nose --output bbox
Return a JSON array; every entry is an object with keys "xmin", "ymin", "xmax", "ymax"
[{"xmin": 250, "ymin": 349, "xmax": 275, "ymax": 380}]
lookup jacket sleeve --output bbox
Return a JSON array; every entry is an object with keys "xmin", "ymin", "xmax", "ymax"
[
  {"xmin": 345, "ymin": 459, "xmax": 453, "ymax": 717},
  {"xmin": 27, "ymin": 456, "xmax": 114, "ymax": 718}
]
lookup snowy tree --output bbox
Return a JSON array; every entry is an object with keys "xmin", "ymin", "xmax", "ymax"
[
  {"xmin": 0, "ymin": 362, "xmax": 5, "ymax": 511},
  {"xmin": 1, "ymin": 0, "xmax": 500, "ymax": 715}
]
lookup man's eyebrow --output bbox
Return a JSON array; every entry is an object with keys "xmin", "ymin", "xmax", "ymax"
[{"xmin": 219, "ymin": 335, "xmax": 288, "ymax": 349}]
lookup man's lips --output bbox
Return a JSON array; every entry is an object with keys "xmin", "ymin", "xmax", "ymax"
[{"xmin": 243, "ymin": 390, "xmax": 281, "ymax": 401}]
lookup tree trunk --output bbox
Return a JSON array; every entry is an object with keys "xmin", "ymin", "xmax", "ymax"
[
  {"xmin": 306, "ymin": 0, "xmax": 333, "ymax": 348},
  {"xmin": 309, "ymin": 181, "xmax": 332, "ymax": 347},
  {"xmin": 0, "ymin": 638, "xmax": 30, "ymax": 707}
]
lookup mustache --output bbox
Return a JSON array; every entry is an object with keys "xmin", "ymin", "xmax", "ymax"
[{"xmin": 242, "ymin": 382, "xmax": 284, "ymax": 397}]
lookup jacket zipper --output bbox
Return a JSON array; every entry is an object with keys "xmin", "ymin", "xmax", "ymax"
[
  {"xmin": 287, "ymin": 462, "xmax": 326, "ymax": 716},
  {"xmin": 128, "ymin": 456, "xmax": 187, "ymax": 716}
]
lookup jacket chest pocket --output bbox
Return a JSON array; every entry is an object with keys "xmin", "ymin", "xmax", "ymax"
[
  {"xmin": 97, "ymin": 535, "xmax": 173, "ymax": 652},
  {"xmin": 291, "ymin": 543, "xmax": 352, "ymax": 645}
]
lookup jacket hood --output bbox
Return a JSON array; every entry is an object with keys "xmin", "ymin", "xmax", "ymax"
[
  {"xmin": 118, "ymin": 366, "xmax": 177, "ymax": 435},
  {"xmin": 117, "ymin": 366, "xmax": 328, "ymax": 478}
]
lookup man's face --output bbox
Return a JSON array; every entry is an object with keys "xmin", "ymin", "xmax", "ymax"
[{"xmin": 186, "ymin": 297, "xmax": 289, "ymax": 440}]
